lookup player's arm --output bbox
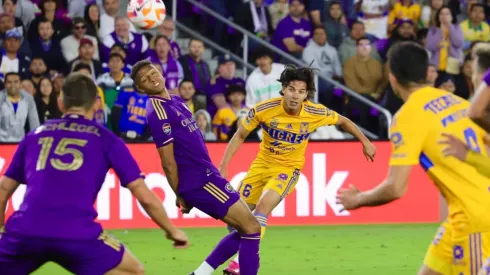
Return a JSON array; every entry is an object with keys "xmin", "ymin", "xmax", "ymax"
[
  {"xmin": 219, "ymin": 108, "xmax": 258, "ymax": 175},
  {"xmin": 468, "ymin": 73, "xmax": 490, "ymax": 132},
  {"xmin": 0, "ymin": 177, "xmax": 20, "ymax": 228},
  {"xmin": 157, "ymin": 144, "xmax": 179, "ymax": 194},
  {"xmin": 330, "ymin": 113, "xmax": 376, "ymax": 161}
]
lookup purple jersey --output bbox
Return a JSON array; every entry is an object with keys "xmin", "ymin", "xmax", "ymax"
[
  {"xmin": 206, "ymin": 76, "xmax": 246, "ymax": 118},
  {"xmin": 146, "ymin": 94, "xmax": 219, "ymax": 193},
  {"xmin": 483, "ymin": 68, "xmax": 490, "ymax": 86},
  {"xmin": 3, "ymin": 114, "xmax": 144, "ymax": 240},
  {"xmin": 272, "ymin": 15, "xmax": 312, "ymax": 54}
]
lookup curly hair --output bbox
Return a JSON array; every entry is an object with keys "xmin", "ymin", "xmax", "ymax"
[{"xmin": 277, "ymin": 64, "xmax": 317, "ymax": 97}]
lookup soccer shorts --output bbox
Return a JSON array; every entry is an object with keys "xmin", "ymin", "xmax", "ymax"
[
  {"xmin": 0, "ymin": 230, "xmax": 125, "ymax": 275},
  {"xmin": 180, "ymin": 171, "xmax": 240, "ymax": 220},
  {"xmin": 424, "ymin": 220, "xmax": 490, "ymax": 275},
  {"xmin": 238, "ymin": 161, "xmax": 301, "ymax": 205}
]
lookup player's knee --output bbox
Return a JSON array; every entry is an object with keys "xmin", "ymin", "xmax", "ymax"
[
  {"xmin": 131, "ymin": 264, "xmax": 145, "ymax": 275},
  {"xmin": 241, "ymin": 215, "xmax": 261, "ymax": 235}
]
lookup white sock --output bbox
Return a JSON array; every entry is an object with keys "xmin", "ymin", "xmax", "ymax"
[
  {"xmin": 232, "ymin": 254, "xmax": 239, "ymax": 263},
  {"xmin": 194, "ymin": 261, "xmax": 215, "ymax": 275}
]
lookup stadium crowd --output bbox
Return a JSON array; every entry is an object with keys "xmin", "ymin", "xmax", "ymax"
[{"xmin": 0, "ymin": 0, "xmax": 489, "ymax": 143}]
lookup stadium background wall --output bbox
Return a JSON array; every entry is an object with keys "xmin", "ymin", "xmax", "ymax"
[{"xmin": 0, "ymin": 141, "xmax": 443, "ymax": 229}]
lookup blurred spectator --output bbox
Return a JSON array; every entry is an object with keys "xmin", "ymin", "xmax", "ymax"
[
  {"xmin": 454, "ymin": 55, "xmax": 473, "ymax": 99},
  {"xmin": 98, "ymin": 0, "xmax": 135, "ymax": 40},
  {"xmin": 234, "ymin": 0, "xmax": 273, "ymax": 50},
  {"xmin": 195, "ymin": 109, "xmax": 217, "ymax": 141},
  {"xmin": 150, "ymin": 19, "xmax": 182, "ymax": 60},
  {"xmin": 436, "ymin": 73, "xmax": 456, "ymax": 93},
  {"xmin": 51, "ymin": 72, "xmax": 63, "ymax": 94},
  {"xmin": 303, "ymin": 26, "xmax": 342, "ymax": 104},
  {"xmin": 101, "ymin": 44, "xmax": 132, "ymax": 74},
  {"xmin": 271, "ymin": 0, "xmax": 312, "ymax": 60},
  {"xmin": 66, "ymin": 38, "xmax": 103, "ymax": 79},
  {"xmin": 68, "ymin": 0, "xmax": 102, "ymax": 18},
  {"xmin": 2, "ymin": 0, "xmax": 25, "ymax": 35},
  {"xmin": 0, "ymin": 14, "xmax": 30, "ymax": 56},
  {"xmin": 381, "ymin": 20, "xmax": 417, "ymax": 60},
  {"xmin": 460, "ymin": 3, "xmax": 489, "ymax": 50},
  {"xmin": 420, "ymin": 0, "xmax": 444, "ymax": 28},
  {"xmin": 323, "ymin": 1, "xmax": 348, "ymax": 49},
  {"xmin": 83, "ymin": 2, "xmax": 100, "ymax": 38},
  {"xmin": 102, "ymin": 16, "xmax": 149, "ymax": 66},
  {"xmin": 226, "ymin": 108, "xmax": 260, "ymax": 141},
  {"xmin": 206, "ymin": 55, "xmax": 246, "ymax": 118},
  {"xmin": 339, "ymin": 21, "xmax": 381, "ymax": 64},
  {"xmin": 28, "ymin": 57, "xmax": 47, "ymax": 89},
  {"xmin": 28, "ymin": 0, "xmax": 69, "ymax": 43},
  {"xmin": 150, "ymin": 34, "xmax": 184, "ymax": 94},
  {"xmin": 388, "ymin": 0, "xmax": 421, "ymax": 34},
  {"xmin": 343, "ymin": 37, "xmax": 383, "ymax": 128},
  {"xmin": 245, "ymin": 47, "xmax": 284, "ymax": 107},
  {"xmin": 34, "ymin": 77, "xmax": 61, "ymax": 123},
  {"xmin": 178, "ymin": 79, "xmax": 196, "ymax": 114},
  {"xmin": 96, "ymin": 53, "xmax": 133, "ymax": 127},
  {"xmin": 213, "ymin": 85, "xmax": 246, "ymax": 141},
  {"xmin": 0, "ymin": 28, "xmax": 30, "ymax": 80},
  {"xmin": 456, "ymin": 0, "xmax": 478, "ymax": 22},
  {"xmin": 427, "ymin": 63, "xmax": 439, "ymax": 86},
  {"xmin": 179, "ymin": 38, "xmax": 211, "ymax": 97},
  {"xmin": 310, "ymin": 125, "xmax": 347, "ymax": 140},
  {"xmin": 0, "ymin": 0, "xmax": 36, "ymax": 28},
  {"xmin": 268, "ymin": 0, "xmax": 288, "ymax": 29},
  {"xmin": 356, "ymin": 0, "xmax": 390, "ymax": 39},
  {"xmin": 0, "ymin": 72, "xmax": 39, "ymax": 142},
  {"xmin": 73, "ymin": 62, "xmax": 106, "ymax": 126},
  {"xmin": 30, "ymin": 19, "xmax": 65, "ymax": 73},
  {"xmin": 427, "ymin": 6, "xmax": 464, "ymax": 76},
  {"xmin": 61, "ymin": 17, "xmax": 99, "ymax": 63},
  {"xmin": 111, "ymin": 86, "xmax": 149, "ymax": 141},
  {"xmin": 417, "ymin": 27, "xmax": 432, "ymax": 59},
  {"xmin": 21, "ymin": 78, "xmax": 35, "ymax": 95},
  {"xmin": 303, "ymin": 0, "xmax": 324, "ymax": 26}
]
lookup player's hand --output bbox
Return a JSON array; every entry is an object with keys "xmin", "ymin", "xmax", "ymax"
[
  {"xmin": 166, "ymin": 228, "xmax": 189, "ymax": 249},
  {"xmin": 219, "ymin": 166, "xmax": 227, "ymax": 179},
  {"xmin": 337, "ymin": 184, "xmax": 362, "ymax": 211},
  {"xmin": 439, "ymin": 133, "xmax": 469, "ymax": 161},
  {"xmin": 362, "ymin": 142, "xmax": 376, "ymax": 162},
  {"xmin": 176, "ymin": 196, "xmax": 192, "ymax": 214}
]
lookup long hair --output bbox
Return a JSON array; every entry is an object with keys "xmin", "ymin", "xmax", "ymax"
[{"xmin": 277, "ymin": 64, "xmax": 317, "ymax": 98}]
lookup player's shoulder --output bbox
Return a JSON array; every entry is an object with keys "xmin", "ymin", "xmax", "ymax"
[
  {"xmin": 303, "ymin": 100, "xmax": 329, "ymax": 116},
  {"xmin": 146, "ymin": 96, "xmax": 171, "ymax": 121},
  {"xmin": 170, "ymin": 94, "xmax": 186, "ymax": 103},
  {"xmin": 254, "ymin": 97, "xmax": 282, "ymax": 114}
]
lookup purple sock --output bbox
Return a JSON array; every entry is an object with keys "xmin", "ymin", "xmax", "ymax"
[
  {"xmin": 239, "ymin": 233, "xmax": 261, "ymax": 275},
  {"xmin": 205, "ymin": 231, "xmax": 240, "ymax": 269}
]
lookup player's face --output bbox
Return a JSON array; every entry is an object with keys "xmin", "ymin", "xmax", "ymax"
[
  {"xmin": 178, "ymin": 82, "xmax": 195, "ymax": 100},
  {"xmin": 137, "ymin": 65, "xmax": 166, "ymax": 95},
  {"xmin": 282, "ymin": 80, "xmax": 308, "ymax": 111}
]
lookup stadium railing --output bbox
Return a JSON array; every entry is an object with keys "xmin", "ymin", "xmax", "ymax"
[{"xmin": 173, "ymin": 0, "xmax": 393, "ymax": 140}]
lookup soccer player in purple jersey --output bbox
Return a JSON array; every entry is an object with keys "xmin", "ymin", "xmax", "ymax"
[
  {"xmin": 130, "ymin": 60, "xmax": 262, "ymax": 275},
  {"xmin": 0, "ymin": 72, "xmax": 188, "ymax": 275}
]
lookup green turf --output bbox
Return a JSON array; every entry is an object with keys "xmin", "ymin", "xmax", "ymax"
[{"xmin": 34, "ymin": 224, "xmax": 439, "ymax": 274}]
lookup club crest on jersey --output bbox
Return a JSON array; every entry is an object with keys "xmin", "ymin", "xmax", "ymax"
[
  {"xmin": 270, "ymin": 118, "xmax": 279, "ymax": 128},
  {"xmin": 286, "ymin": 124, "xmax": 293, "ymax": 129},
  {"xmin": 162, "ymin": 123, "xmax": 171, "ymax": 135},
  {"xmin": 129, "ymin": 97, "xmax": 136, "ymax": 105},
  {"xmin": 452, "ymin": 245, "xmax": 465, "ymax": 265},
  {"xmin": 245, "ymin": 108, "xmax": 255, "ymax": 124},
  {"xmin": 300, "ymin": 122, "xmax": 309, "ymax": 134},
  {"xmin": 225, "ymin": 183, "xmax": 235, "ymax": 193},
  {"xmin": 277, "ymin": 173, "xmax": 288, "ymax": 181}
]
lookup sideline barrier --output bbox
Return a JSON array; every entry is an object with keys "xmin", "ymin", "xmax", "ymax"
[{"xmin": 0, "ymin": 142, "xmax": 439, "ymax": 229}]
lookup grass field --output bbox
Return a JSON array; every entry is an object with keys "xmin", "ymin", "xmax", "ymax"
[{"xmin": 34, "ymin": 224, "xmax": 439, "ymax": 275}]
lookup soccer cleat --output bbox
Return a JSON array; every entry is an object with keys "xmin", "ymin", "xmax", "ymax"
[
  {"xmin": 188, "ymin": 273, "xmax": 195, "ymax": 275},
  {"xmin": 222, "ymin": 260, "xmax": 240, "ymax": 275}
]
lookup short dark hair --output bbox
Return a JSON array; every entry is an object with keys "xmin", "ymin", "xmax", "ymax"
[
  {"xmin": 351, "ymin": 21, "xmax": 364, "ymax": 29},
  {"xmin": 470, "ymin": 3, "xmax": 485, "ymax": 12},
  {"xmin": 4, "ymin": 71, "xmax": 19, "ymax": 82},
  {"xmin": 226, "ymin": 84, "xmax": 246, "ymax": 98},
  {"xmin": 62, "ymin": 72, "xmax": 98, "ymax": 110},
  {"xmin": 313, "ymin": 25, "xmax": 326, "ymax": 33},
  {"xmin": 356, "ymin": 36, "xmax": 370, "ymax": 45},
  {"xmin": 2, "ymin": 0, "xmax": 18, "ymax": 6},
  {"xmin": 130, "ymin": 59, "xmax": 152, "ymax": 83},
  {"xmin": 188, "ymin": 38, "xmax": 203, "ymax": 47},
  {"xmin": 111, "ymin": 43, "xmax": 125, "ymax": 52},
  {"xmin": 72, "ymin": 63, "xmax": 92, "ymax": 73},
  {"xmin": 252, "ymin": 47, "xmax": 274, "ymax": 61},
  {"xmin": 474, "ymin": 47, "xmax": 490, "ymax": 73},
  {"xmin": 388, "ymin": 41, "xmax": 429, "ymax": 87},
  {"xmin": 416, "ymin": 28, "xmax": 428, "ymax": 42},
  {"xmin": 178, "ymin": 79, "xmax": 194, "ymax": 89},
  {"xmin": 277, "ymin": 64, "xmax": 316, "ymax": 97},
  {"xmin": 154, "ymin": 34, "xmax": 170, "ymax": 46},
  {"xmin": 109, "ymin": 53, "xmax": 124, "ymax": 63},
  {"xmin": 434, "ymin": 7, "xmax": 457, "ymax": 27}
]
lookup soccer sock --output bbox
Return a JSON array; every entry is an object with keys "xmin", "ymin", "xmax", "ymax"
[
  {"xmin": 193, "ymin": 262, "xmax": 214, "ymax": 275},
  {"xmin": 239, "ymin": 233, "xmax": 261, "ymax": 275},
  {"xmin": 202, "ymin": 231, "xmax": 240, "ymax": 271},
  {"xmin": 231, "ymin": 213, "xmax": 268, "ymax": 264}
]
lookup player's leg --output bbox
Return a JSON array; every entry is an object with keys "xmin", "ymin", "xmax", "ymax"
[
  {"xmin": 0, "ymin": 231, "xmax": 45, "ymax": 275},
  {"xmin": 55, "ymin": 231, "xmax": 144, "ymax": 275},
  {"xmin": 419, "ymin": 221, "xmax": 453, "ymax": 275},
  {"xmin": 185, "ymin": 174, "xmax": 261, "ymax": 275},
  {"xmin": 477, "ymin": 231, "xmax": 490, "ymax": 274}
]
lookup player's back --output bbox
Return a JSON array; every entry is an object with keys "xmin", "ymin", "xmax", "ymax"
[
  {"xmin": 6, "ymin": 114, "xmax": 121, "ymax": 240},
  {"xmin": 394, "ymin": 87, "xmax": 490, "ymax": 232}
]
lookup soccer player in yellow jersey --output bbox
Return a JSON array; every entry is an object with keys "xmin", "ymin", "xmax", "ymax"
[
  {"xmin": 338, "ymin": 41, "xmax": 490, "ymax": 275},
  {"xmin": 217, "ymin": 65, "xmax": 376, "ymax": 275}
]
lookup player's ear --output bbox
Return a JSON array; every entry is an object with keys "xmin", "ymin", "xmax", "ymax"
[
  {"xmin": 388, "ymin": 72, "xmax": 398, "ymax": 89},
  {"xmin": 57, "ymin": 91, "xmax": 65, "ymax": 113}
]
